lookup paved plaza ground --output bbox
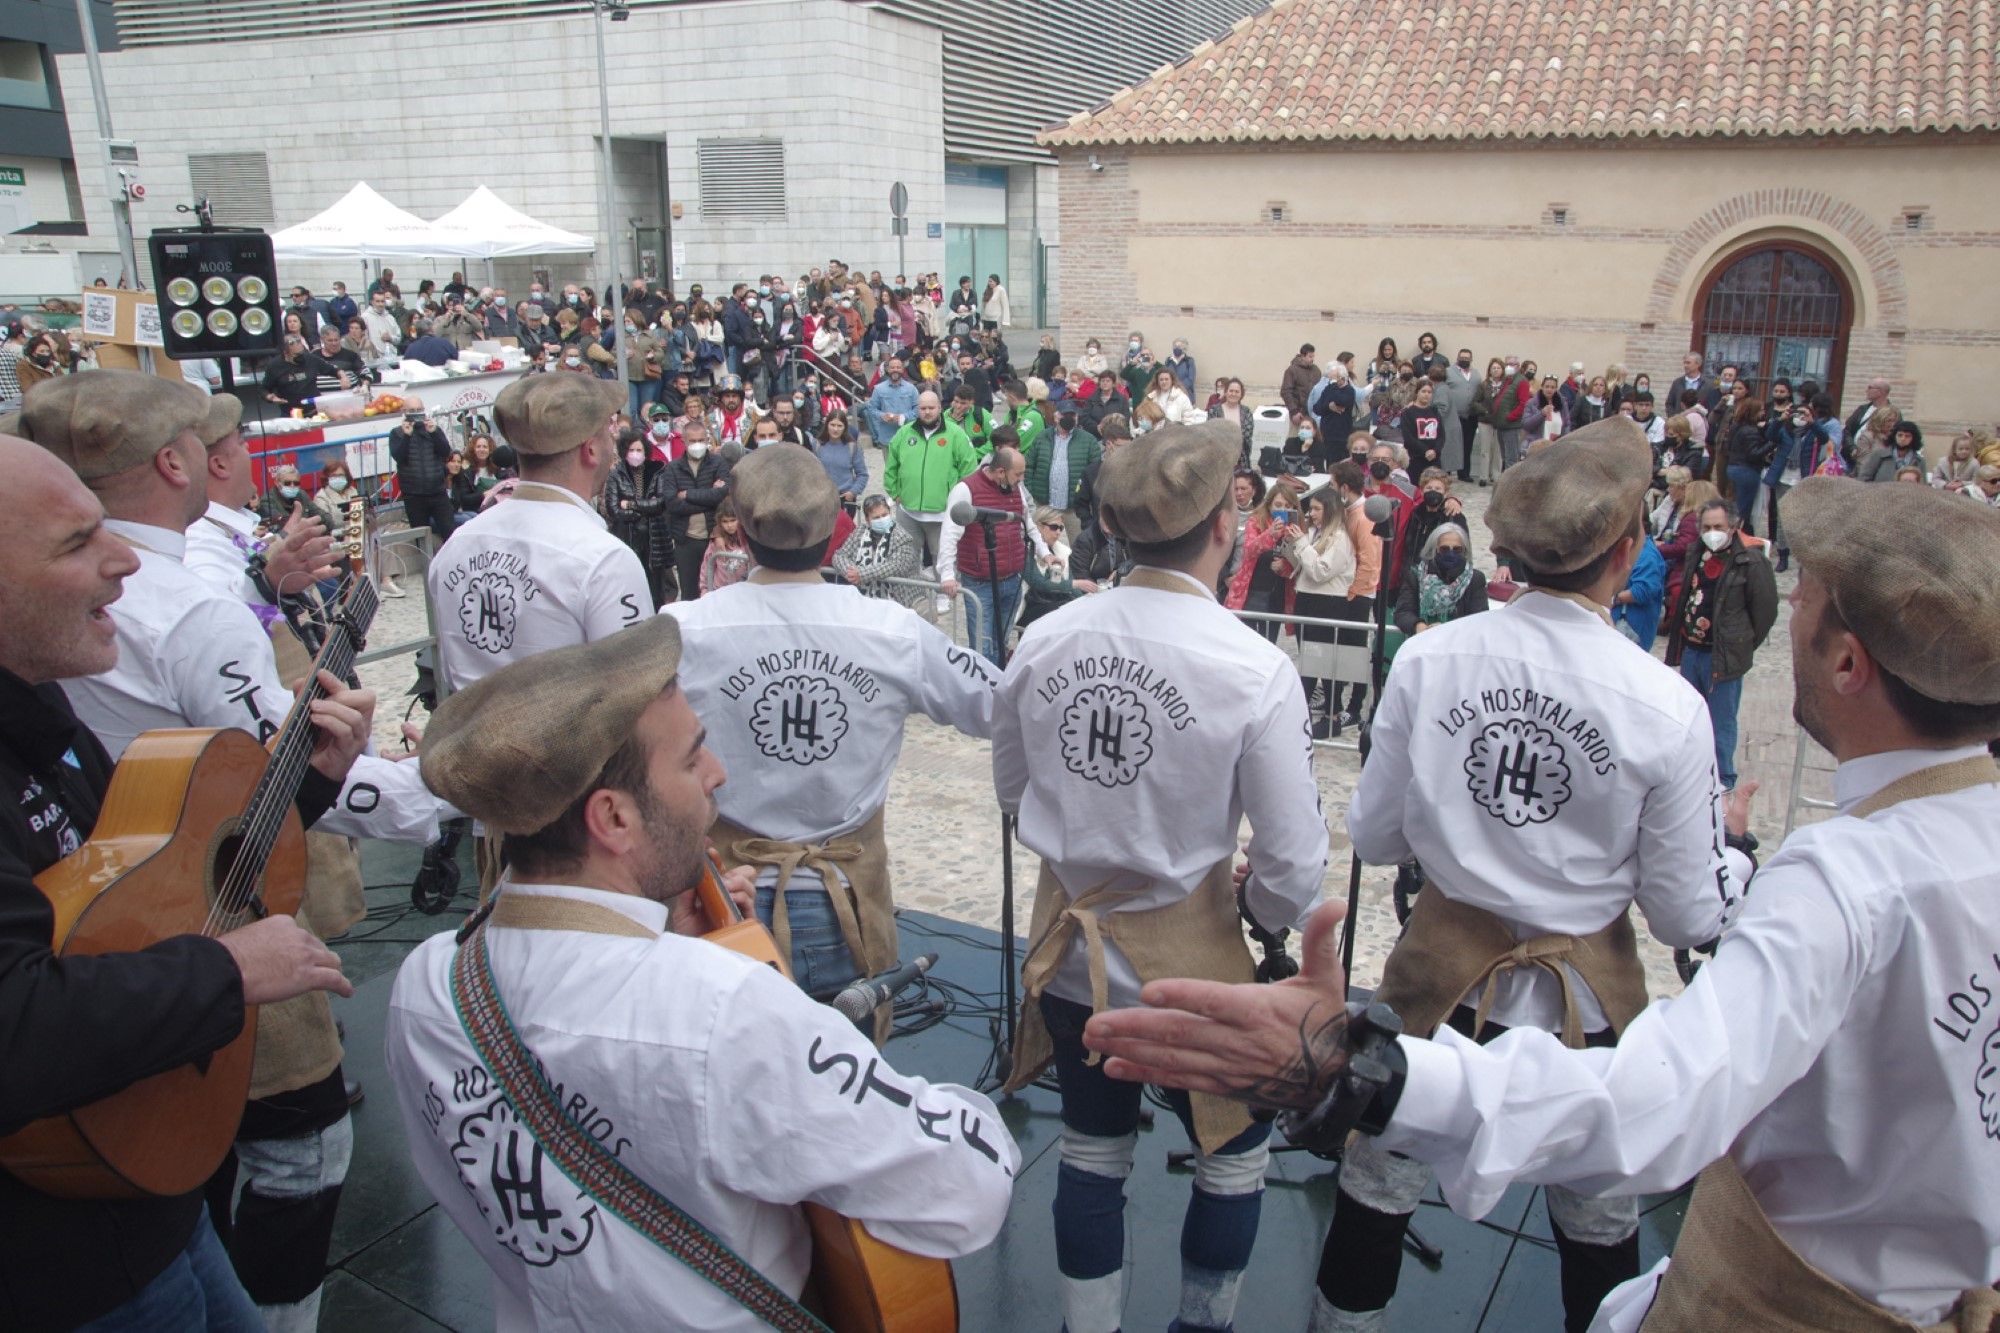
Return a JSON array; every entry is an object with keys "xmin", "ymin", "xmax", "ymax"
[{"xmin": 354, "ymin": 453, "xmax": 1829, "ymax": 1000}]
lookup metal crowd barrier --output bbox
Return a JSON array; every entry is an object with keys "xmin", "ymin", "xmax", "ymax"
[{"xmin": 1782, "ymin": 728, "xmax": 1839, "ymax": 838}]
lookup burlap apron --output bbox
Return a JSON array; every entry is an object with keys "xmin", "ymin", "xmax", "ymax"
[
  {"xmin": 1642, "ymin": 754, "xmax": 2000, "ymax": 1332},
  {"xmin": 708, "ymin": 806, "xmax": 896, "ymax": 1044},
  {"xmin": 1003, "ymin": 859, "xmax": 1257, "ymax": 1155},
  {"xmin": 1371, "ymin": 886, "xmax": 1650, "ymax": 1046},
  {"xmin": 254, "ymin": 616, "xmax": 362, "ymax": 1098}
]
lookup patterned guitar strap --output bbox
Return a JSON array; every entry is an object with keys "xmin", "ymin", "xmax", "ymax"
[{"xmin": 448, "ymin": 904, "xmax": 831, "ymax": 1332}]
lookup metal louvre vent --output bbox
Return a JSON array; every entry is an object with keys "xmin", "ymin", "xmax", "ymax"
[
  {"xmin": 186, "ymin": 151, "xmax": 275, "ymax": 229},
  {"xmin": 696, "ymin": 138, "xmax": 786, "ymax": 220},
  {"xmin": 111, "ymin": 0, "xmax": 678, "ymax": 47}
]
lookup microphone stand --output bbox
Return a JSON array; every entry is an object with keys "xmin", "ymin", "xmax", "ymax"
[{"xmin": 970, "ymin": 509, "xmax": 1024, "ymax": 1091}]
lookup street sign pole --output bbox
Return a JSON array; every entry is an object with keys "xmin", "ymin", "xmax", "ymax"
[{"xmin": 889, "ymin": 180, "xmax": 908, "ymax": 283}]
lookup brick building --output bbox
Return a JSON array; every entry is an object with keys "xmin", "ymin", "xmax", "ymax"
[{"xmin": 1043, "ymin": 0, "xmax": 2000, "ymax": 436}]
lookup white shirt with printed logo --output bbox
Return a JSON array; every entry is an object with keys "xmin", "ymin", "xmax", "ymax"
[
  {"xmin": 64, "ymin": 520, "xmax": 447, "ymax": 845},
  {"xmin": 427, "ymin": 482, "xmax": 651, "ymax": 694},
  {"xmin": 184, "ymin": 501, "xmax": 267, "ymax": 607},
  {"xmin": 1379, "ymin": 748, "xmax": 2000, "ymax": 1329},
  {"xmin": 993, "ymin": 566, "xmax": 1330, "ymax": 1009},
  {"xmin": 1348, "ymin": 590, "xmax": 1749, "ymax": 1033},
  {"xmin": 665, "ymin": 571, "xmax": 996, "ymax": 843},
  {"xmin": 384, "ymin": 882, "xmax": 1019, "ymax": 1333}
]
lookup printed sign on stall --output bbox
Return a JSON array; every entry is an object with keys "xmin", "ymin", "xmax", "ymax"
[
  {"xmin": 133, "ymin": 300, "xmax": 164, "ymax": 347},
  {"xmin": 82, "ymin": 291, "xmax": 118, "ymax": 338}
]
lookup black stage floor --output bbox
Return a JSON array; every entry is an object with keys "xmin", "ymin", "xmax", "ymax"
[{"xmin": 324, "ymin": 839, "xmax": 1687, "ymax": 1331}]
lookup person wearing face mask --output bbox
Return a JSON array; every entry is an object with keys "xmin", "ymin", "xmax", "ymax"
[
  {"xmin": 1664, "ymin": 500, "xmax": 1778, "ymax": 791},
  {"xmin": 1024, "ymin": 404, "xmax": 1102, "ymax": 539},
  {"xmin": 257, "ymin": 464, "xmax": 307, "ymax": 530},
  {"xmin": 1076, "ymin": 337, "xmax": 1108, "ymax": 379},
  {"xmin": 1397, "ymin": 469, "xmax": 1468, "ymax": 581},
  {"xmin": 603, "ymin": 426, "xmax": 677, "ymax": 607},
  {"xmin": 831, "ymin": 494, "xmax": 926, "ymax": 608},
  {"xmin": 1443, "ymin": 348, "xmax": 1481, "ymax": 482},
  {"xmin": 665, "ymin": 419, "xmax": 729, "ymax": 601},
  {"xmin": 1394, "ymin": 520, "xmax": 1487, "ymax": 640},
  {"xmin": 15, "ymin": 332, "xmax": 66, "ymax": 394}
]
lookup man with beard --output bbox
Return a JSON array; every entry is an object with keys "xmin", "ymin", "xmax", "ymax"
[
  {"xmin": 386, "ymin": 616, "xmax": 1018, "ymax": 1329},
  {"xmin": 1086, "ymin": 473, "xmax": 2000, "ymax": 1333}
]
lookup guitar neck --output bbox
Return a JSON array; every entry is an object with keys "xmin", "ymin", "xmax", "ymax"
[{"xmin": 211, "ymin": 577, "xmax": 378, "ymax": 930}]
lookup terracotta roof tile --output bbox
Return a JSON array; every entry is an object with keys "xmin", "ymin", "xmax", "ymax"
[{"xmin": 1041, "ymin": 0, "xmax": 1998, "ymax": 147}]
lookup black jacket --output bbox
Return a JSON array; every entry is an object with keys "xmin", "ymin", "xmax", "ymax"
[
  {"xmin": 722, "ymin": 298, "xmax": 758, "ymax": 351},
  {"xmin": 389, "ymin": 421, "xmax": 453, "ymax": 496},
  {"xmin": 0, "ymin": 669, "xmax": 337, "ymax": 1329},
  {"xmin": 605, "ymin": 459, "xmax": 674, "ymax": 570},
  {"xmin": 447, "ymin": 469, "xmax": 482, "ymax": 513},
  {"xmin": 1666, "ymin": 538, "xmax": 1780, "ymax": 682},
  {"xmin": 665, "ymin": 454, "xmax": 730, "ymax": 539}
]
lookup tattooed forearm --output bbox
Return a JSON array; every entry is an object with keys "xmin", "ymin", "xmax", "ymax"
[{"xmin": 1223, "ymin": 1001, "xmax": 1352, "ymax": 1112}]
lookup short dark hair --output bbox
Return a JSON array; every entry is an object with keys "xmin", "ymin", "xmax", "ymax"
[
  {"xmin": 1299, "ymin": 343, "xmax": 1315, "ymax": 355},
  {"xmin": 990, "ymin": 424, "xmax": 1020, "ymax": 450},
  {"xmin": 1332, "ymin": 460, "xmax": 1366, "ymax": 494},
  {"xmin": 1815, "ymin": 599, "xmax": 2000, "ymax": 743},
  {"xmin": 504, "ymin": 723, "xmax": 658, "ymax": 877},
  {"xmin": 746, "ymin": 536, "xmax": 825, "ymax": 572},
  {"xmin": 1512, "ymin": 509, "xmax": 1644, "ymax": 593},
  {"xmin": 1125, "ymin": 494, "xmax": 1230, "ymax": 567}
]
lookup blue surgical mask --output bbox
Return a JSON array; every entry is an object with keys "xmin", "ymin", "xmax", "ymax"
[
  {"xmin": 328, "ymin": 476, "xmax": 350, "ymax": 492},
  {"xmin": 279, "ymin": 484, "xmax": 300, "ymax": 498},
  {"xmin": 869, "ymin": 516, "xmax": 895, "ymax": 534},
  {"xmin": 757, "ymin": 285, "xmax": 771, "ymax": 297}
]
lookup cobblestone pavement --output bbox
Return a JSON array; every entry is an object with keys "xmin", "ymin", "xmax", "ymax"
[{"xmin": 357, "ymin": 460, "xmax": 1829, "ymax": 999}]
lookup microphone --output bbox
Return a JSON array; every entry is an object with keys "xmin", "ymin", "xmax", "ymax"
[
  {"xmin": 830, "ymin": 953, "xmax": 939, "ymax": 1024},
  {"xmin": 950, "ymin": 499, "xmax": 1020, "ymax": 527},
  {"xmin": 1363, "ymin": 492, "xmax": 1397, "ymax": 539}
]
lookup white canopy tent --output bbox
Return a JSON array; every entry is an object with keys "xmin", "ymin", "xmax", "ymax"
[
  {"xmin": 429, "ymin": 186, "xmax": 594, "ymax": 259},
  {"xmin": 269, "ymin": 182, "xmax": 448, "ymax": 259}
]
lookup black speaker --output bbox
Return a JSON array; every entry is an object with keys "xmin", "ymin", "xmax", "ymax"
[{"xmin": 147, "ymin": 227, "xmax": 280, "ymax": 362}]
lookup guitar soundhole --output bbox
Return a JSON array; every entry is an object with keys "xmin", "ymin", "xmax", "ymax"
[{"xmin": 205, "ymin": 819, "xmax": 256, "ymax": 925}]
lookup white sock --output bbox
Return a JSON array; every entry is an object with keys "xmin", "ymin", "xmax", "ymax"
[
  {"xmin": 1062, "ymin": 1269, "xmax": 1124, "ymax": 1333},
  {"xmin": 1307, "ymin": 1289, "xmax": 1386, "ymax": 1333},
  {"xmin": 1179, "ymin": 1262, "xmax": 1246, "ymax": 1329}
]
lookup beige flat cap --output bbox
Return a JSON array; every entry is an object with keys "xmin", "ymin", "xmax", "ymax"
[
  {"xmin": 494, "ymin": 373, "xmax": 623, "ymax": 457},
  {"xmin": 1783, "ymin": 475, "xmax": 2000, "ymax": 705},
  {"xmin": 1098, "ymin": 418, "xmax": 1239, "ymax": 544},
  {"xmin": 20, "ymin": 369, "xmax": 208, "ymax": 480},
  {"xmin": 1486, "ymin": 416, "xmax": 1653, "ymax": 574},
  {"xmin": 199, "ymin": 393, "xmax": 244, "ymax": 447},
  {"xmin": 731, "ymin": 442, "xmax": 836, "ymax": 551},
  {"xmin": 421, "ymin": 615, "xmax": 682, "ymax": 836}
]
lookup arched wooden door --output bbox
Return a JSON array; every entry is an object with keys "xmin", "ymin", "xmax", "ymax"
[{"xmin": 1692, "ymin": 242, "xmax": 1852, "ymax": 403}]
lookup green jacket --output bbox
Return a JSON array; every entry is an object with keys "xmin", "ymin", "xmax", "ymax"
[
  {"xmin": 1026, "ymin": 428, "xmax": 1102, "ymax": 509},
  {"xmin": 1004, "ymin": 403, "xmax": 1046, "ymax": 458},
  {"xmin": 947, "ymin": 405, "xmax": 994, "ymax": 457},
  {"xmin": 883, "ymin": 417, "xmax": 978, "ymax": 513},
  {"xmin": 1120, "ymin": 361, "xmax": 1155, "ymax": 402}
]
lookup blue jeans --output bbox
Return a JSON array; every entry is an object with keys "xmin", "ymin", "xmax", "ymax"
[
  {"xmin": 78, "ymin": 1205, "xmax": 262, "ymax": 1332},
  {"xmin": 754, "ymin": 878, "xmax": 863, "ymax": 1001},
  {"xmin": 628, "ymin": 377, "xmax": 659, "ymax": 422},
  {"xmin": 1679, "ymin": 646, "xmax": 1743, "ymax": 789},
  {"xmin": 1727, "ymin": 465, "xmax": 1763, "ymax": 534},
  {"xmin": 963, "ymin": 572, "xmax": 1021, "ymax": 667}
]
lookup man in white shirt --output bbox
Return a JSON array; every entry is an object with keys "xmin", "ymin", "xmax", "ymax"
[
  {"xmin": 1087, "ymin": 476, "xmax": 2000, "ymax": 1332},
  {"xmin": 1290, "ymin": 417, "xmax": 1747, "ymax": 1331},
  {"xmin": 389, "ymin": 615, "xmax": 1018, "ymax": 1330},
  {"xmin": 995, "ymin": 419, "xmax": 1330, "ymax": 1333},
  {"xmin": 182, "ymin": 393, "xmax": 336, "ymax": 620},
  {"xmin": 666, "ymin": 444, "xmax": 997, "ymax": 1023},
  {"xmin": 427, "ymin": 373, "xmax": 649, "ymax": 896},
  {"xmin": 21, "ymin": 370, "xmax": 445, "ymax": 1332}
]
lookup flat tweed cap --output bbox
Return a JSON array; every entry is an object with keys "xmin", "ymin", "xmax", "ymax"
[
  {"xmin": 198, "ymin": 392, "xmax": 244, "ymax": 447},
  {"xmin": 1783, "ymin": 475, "xmax": 2000, "ymax": 705},
  {"xmin": 1486, "ymin": 415, "xmax": 1653, "ymax": 575},
  {"xmin": 20, "ymin": 369, "xmax": 208, "ymax": 480},
  {"xmin": 731, "ymin": 442, "xmax": 836, "ymax": 550},
  {"xmin": 420, "ymin": 615, "xmax": 682, "ymax": 836},
  {"xmin": 1098, "ymin": 417, "xmax": 1239, "ymax": 544},
  {"xmin": 493, "ymin": 372, "xmax": 623, "ymax": 457}
]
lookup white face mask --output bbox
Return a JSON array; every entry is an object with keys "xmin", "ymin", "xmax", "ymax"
[
  {"xmin": 686, "ymin": 442, "xmax": 709, "ymax": 459},
  {"xmin": 626, "ymin": 452, "xmax": 645, "ymax": 467},
  {"xmin": 1701, "ymin": 529, "xmax": 1731, "ymax": 552}
]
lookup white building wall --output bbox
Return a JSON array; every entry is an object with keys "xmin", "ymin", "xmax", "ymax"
[{"xmin": 53, "ymin": 1, "xmax": 944, "ymax": 299}]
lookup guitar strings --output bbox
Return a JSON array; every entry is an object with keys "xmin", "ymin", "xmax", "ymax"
[{"xmin": 203, "ymin": 584, "xmax": 375, "ymax": 935}]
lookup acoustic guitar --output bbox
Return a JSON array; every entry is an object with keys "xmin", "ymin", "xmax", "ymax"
[
  {"xmin": 0, "ymin": 577, "xmax": 378, "ymax": 1199},
  {"xmin": 693, "ymin": 860, "xmax": 961, "ymax": 1333}
]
